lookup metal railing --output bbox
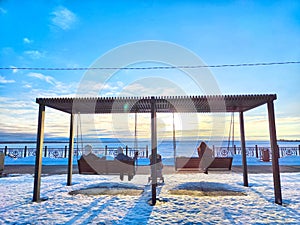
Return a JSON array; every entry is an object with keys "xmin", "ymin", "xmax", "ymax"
[
  {"xmin": 0, "ymin": 145, "xmax": 150, "ymax": 159},
  {"xmin": 213, "ymin": 145, "xmax": 300, "ymax": 160},
  {"xmin": 0, "ymin": 144, "xmax": 299, "ymax": 160}
]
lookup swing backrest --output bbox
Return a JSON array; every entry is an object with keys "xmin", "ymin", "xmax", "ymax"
[
  {"xmin": 78, "ymin": 154, "xmax": 135, "ymax": 175},
  {"xmin": 175, "ymin": 157, "xmax": 233, "ymax": 171}
]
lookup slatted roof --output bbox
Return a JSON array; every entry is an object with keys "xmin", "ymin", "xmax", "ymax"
[{"xmin": 36, "ymin": 94, "xmax": 276, "ymax": 114}]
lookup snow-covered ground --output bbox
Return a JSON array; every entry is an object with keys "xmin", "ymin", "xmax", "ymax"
[
  {"xmin": 1, "ymin": 155, "xmax": 300, "ymax": 224},
  {"xmin": 1, "ymin": 171, "xmax": 300, "ymax": 224}
]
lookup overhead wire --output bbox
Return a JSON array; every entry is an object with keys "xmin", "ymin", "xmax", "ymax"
[{"xmin": 0, "ymin": 61, "xmax": 299, "ymax": 71}]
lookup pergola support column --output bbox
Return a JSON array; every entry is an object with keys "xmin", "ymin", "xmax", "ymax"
[
  {"xmin": 134, "ymin": 112, "xmax": 138, "ymax": 151},
  {"xmin": 33, "ymin": 104, "xmax": 45, "ymax": 202},
  {"xmin": 173, "ymin": 112, "xmax": 176, "ymax": 170},
  {"xmin": 267, "ymin": 100, "xmax": 282, "ymax": 205},
  {"xmin": 239, "ymin": 111, "xmax": 248, "ymax": 187},
  {"xmin": 151, "ymin": 97, "xmax": 157, "ymax": 206},
  {"xmin": 67, "ymin": 113, "xmax": 74, "ymax": 186}
]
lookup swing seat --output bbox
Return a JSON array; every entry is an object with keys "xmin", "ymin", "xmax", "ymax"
[
  {"xmin": 175, "ymin": 157, "xmax": 233, "ymax": 172},
  {"xmin": 0, "ymin": 153, "xmax": 4, "ymax": 176},
  {"xmin": 78, "ymin": 153, "xmax": 136, "ymax": 178},
  {"xmin": 148, "ymin": 154, "xmax": 164, "ymax": 183},
  {"xmin": 148, "ymin": 170, "xmax": 164, "ymax": 184},
  {"xmin": 148, "ymin": 164, "xmax": 165, "ymax": 184}
]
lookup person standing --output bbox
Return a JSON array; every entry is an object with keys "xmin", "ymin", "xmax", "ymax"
[{"xmin": 197, "ymin": 142, "xmax": 214, "ymax": 174}]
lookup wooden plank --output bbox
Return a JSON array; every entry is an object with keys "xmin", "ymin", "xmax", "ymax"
[
  {"xmin": 78, "ymin": 156, "xmax": 135, "ymax": 175},
  {"xmin": 209, "ymin": 157, "xmax": 233, "ymax": 170},
  {"xmin": 77, "ymin": 158, "xmax": 97, "ymax": 174}
]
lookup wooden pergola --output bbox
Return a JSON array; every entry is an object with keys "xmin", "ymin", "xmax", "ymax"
[{"xmin": 33, "ymin": 94, "xmax": 282, "ymax": 205}]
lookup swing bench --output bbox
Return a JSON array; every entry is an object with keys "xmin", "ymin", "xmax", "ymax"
[
  {"xmin": 77, "ymin": 154, "xmax": 136, "ymax": 180},
  {"xmin": 76, "ymin": 113, "xmax": 137, "ymax": 181},
  {"xmin": 175, "ymin": 113, "xmax": 235, "ymax": 173}
]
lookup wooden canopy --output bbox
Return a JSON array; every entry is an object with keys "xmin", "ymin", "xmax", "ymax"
[
  {"xmin": 33, "ymin": 94, "xmax": 282, "ymax": 206},
  {"xmin": 36, "ymin": 94, "xmax": 276, "ymax": 114}
]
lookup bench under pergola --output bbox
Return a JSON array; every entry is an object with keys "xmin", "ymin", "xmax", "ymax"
[{"xmin": 33, "ymin": 94, "xmax": 282, "ymax": 205}]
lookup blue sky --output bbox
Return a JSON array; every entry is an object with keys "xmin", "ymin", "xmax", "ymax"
[{"xmin": 0, "ymin": 0, "xmax": 299, "ymax": 141}]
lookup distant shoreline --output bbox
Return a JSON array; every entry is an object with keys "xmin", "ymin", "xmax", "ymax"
[
  {"xmin": 278, "ymin": 139, "xmax": 300, "ymax": 142},
  {"xmin": 1, "ymin": 139, "xmax": 300, "ymax": 145}
]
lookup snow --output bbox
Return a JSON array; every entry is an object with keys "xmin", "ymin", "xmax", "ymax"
[
  {"xmin": 1, "ymin": 171, "xmax": 300, "ymax": 224},
  {"xmin": 1, "ymin": 155, "xmax": 300, "ymax": 224}
]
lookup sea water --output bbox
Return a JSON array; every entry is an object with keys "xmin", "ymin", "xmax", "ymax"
[
  {"xmin": 2, "ymin": 139, "xmax": 300, "ymax": 166},
  {"xmin": 1, "ymin": 139, "xmax": 299, "ymax": 159}
]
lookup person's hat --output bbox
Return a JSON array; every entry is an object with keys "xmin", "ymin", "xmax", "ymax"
[
  {"xmin": 117, "ymin": 147, "xmax": 123, "ymax": 154},
  {"xmin": 83, "ymin": 144, "xmax": 93, "ymax": 155}
]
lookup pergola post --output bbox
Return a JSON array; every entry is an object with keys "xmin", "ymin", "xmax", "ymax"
[
  {"xmin": 239, "ymin": 111, "xmax": 248, "ymax": 187},
  {"xmin": 173, "ymin": 112, "xmax": 176, "ymax": 170},
  {"xmin": 151, "ymin": 97, "xmax": 157, "ymax": 205},
  {"xmin": 33, "ymin": 103, "xmax": 45, "ymax": 202},
  {"xmin": 267, "ymin": 100, "xmax": 282, "ymax": 205},
  {"xmin": 67, "ymin": 113, "xmax": 74, "ymax": 186},
  {"xmin": 134, "ymin": 112, "xmax": 138, "ymax": 151}
]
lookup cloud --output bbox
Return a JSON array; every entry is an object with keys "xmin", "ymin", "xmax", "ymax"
[
  {"xmin": 22, "ymin": 80, "xmax": 37, "ymax": 89},
  {"xmin": 23, "ymin": 37, "xmax": 33, "ymax": 44},
  {"xmin": 24, "ymin": 50, "xmax": 44, "ymax": 59},
  {"xmin": 0, "ymin": 75, "xmax": 15, "ymax": 84},
  {"xmin": 76, "ymin": 80, "xmax": 122, "ymax": 96},
  {"xmin": 121, "ymin": 82, "xmax": 184, "ymax": 97},
  {"xmin": 26, "ymin": 72, "xmax": 78, "ymax": 97},
  {"xmin": 0, "ymin": 97, "xmax": 37, "ymax": 135},
  {"xmin": 10, "ymin": 66, "xmax": 18, "ymax": 73},
  {"xmin": 0, "ymin": 7, "xmax": 7, "ymax": 14},
  {"xmin": 51, "ymin": 6, "xmax": 77, "ymax": 30},
  {"xmin": 1, "ymin": 47, "xmax": 14, "ymax": 55},
  {"xmin": 28, "ymin": 72, "xmax": 57, "ymax": 85},
  {"xmin": 22, "ymin": 83, "xmax": 32, "ymax": 89},
  {"xmin": 0, "ymin": 96, "xmax": 70, "ymax": 140}
]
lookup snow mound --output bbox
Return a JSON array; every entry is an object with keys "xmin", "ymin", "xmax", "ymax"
[
  {"xmin": 69, "ymin": 182, "xmax": 144, "ymax": 196},
  {"xmin": 169, "ymin": 181, "xmax": 246, "ymax": 196}
]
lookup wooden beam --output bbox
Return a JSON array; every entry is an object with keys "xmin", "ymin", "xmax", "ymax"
[
  {"xmin": 239, "ymin": 112, "xmax": 248, "ymax": 187},
  {"xmin": 33, "ymin": 104, "xmax": 45, "ymax": 202},
  {"xmin": 267, "ymin": 100, "xmax": 282, "ymax": 205},
  {"xmin": 67, "ymin": 114, "xmax": 74, "ymax": 186},
  {"xmin": 151, "ymin": 97, "xmax": 157, "ymax": 206}
]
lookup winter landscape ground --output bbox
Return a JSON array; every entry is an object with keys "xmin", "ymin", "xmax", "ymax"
[{"xmin": 0, "ymin": 156, "xmax": 300, "ymax": 224}]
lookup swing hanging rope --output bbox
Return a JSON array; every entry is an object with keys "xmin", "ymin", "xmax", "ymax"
[
  {"xmin": 227, "ymin": 112, "xmax": 235, "ymax": 155},
  {"xmin": 76, "ymin": 113, "xmax": 84, "ymax": 160}
]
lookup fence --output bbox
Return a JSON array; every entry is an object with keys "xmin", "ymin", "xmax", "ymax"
[
  {"xmin": 0, "ymin": 144, "xmax": 299, "ymax": 160},
  {"xmin": 214, "ymin": 145, "xmax": 300, "ymax": 160},
  {"xmin": 0, "ymin": 145, "xmax": 149, "ymax": 159}
]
